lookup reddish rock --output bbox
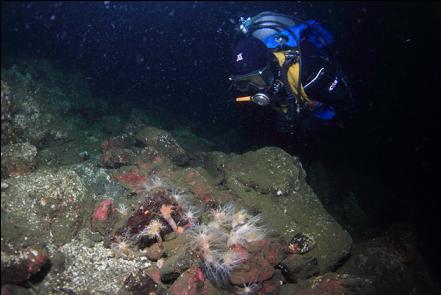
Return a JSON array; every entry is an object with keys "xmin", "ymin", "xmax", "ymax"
[
  {"xmin": 229, "ymin": 255, "xmax": 274, "ymax": 286},
  {"xmin": 230, "ymin": 243, "xmax": 250, "ymax": 261},
  {"xmin": 1, "ymin": 246, "xmax": 48, "ymax": 285},
  {"xmin": 264, "ymin": 240, "xmax": 289, "ymax": 266},
  {"xmin": 247, "ymin": 239, "xmax": 289, "ymax": 267},
  {"xmin": 257, "ymin": 269, "xmax": 285, "ymax": 295},
  {"xmin": 259, "ymin": 280, "xmax": 281, "ymax": 295},
  {"xmin": 184, "ymin": 169, "xmax": 214, "ymax": 204},
  {"xmin": 112, "ymin": 166, "xmax": 149, "ymax": 192},
  {"xmin": 145, "ymin": 265, "xmax": 162, "ymax": 285},
  {"xmin": 247, "ymin": 240, "xmax": 269, "ymax": 253},
  {"xmin": 168, "ymin": 266, "xmax": 205, "ymax": 295}
]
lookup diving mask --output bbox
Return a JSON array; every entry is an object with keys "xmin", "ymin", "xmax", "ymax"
[{"xmin": 229, "ymin": 67, "xmax": 274, "ymax": 92}]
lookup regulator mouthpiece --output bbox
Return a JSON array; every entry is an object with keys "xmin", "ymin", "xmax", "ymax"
[{"xmin": 251, "ymin": 93, "xmax": 271, "ymax": 106}]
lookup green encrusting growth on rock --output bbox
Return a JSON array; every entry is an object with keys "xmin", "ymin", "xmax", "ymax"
[{"xmin": 1, "ymin": 59, "xmax": 438, "ymax": 295}]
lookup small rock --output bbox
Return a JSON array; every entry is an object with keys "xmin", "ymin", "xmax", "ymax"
[
  {"xmin": 1, "ymin": 181, "xmax": 9, "ymax": 191},
  {"xmin": 145, "ymin": 265, "xmax": 162, "ymax": 284},
  {"xmin": 160, "ymin": 246, "xmax": 194, "ymax": 283},
  {"xmin": 78, "ymin": 150, "xmax": 90, "ymax": 161},
  {"xmin": 1, "ymin": 245, "xmax": 49, "ymax": 285},
  {"xmin": 280, "ymin": 255, "xmax": 319, "ymax": 282},
  {"xmin": 100, "ymin": 148, "xmax": 137, "ymax": 168},
  {"xmin": 145, "ymin": 243, "xmax": 165, "ymax": 261},
  {"xmin": 168, "ymin": 266, "xmax": 205, "ymax": 295},
  {"xmin": 163, "ymin": 235, "xmax": 188, "ymax": 257},
  {"xmin": 122, "ymin": 268, "xmax": 167, "ymax": 295}
]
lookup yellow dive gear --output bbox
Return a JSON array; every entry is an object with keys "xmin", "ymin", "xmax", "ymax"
[{"xmin": 272, "ymin": 51, "xmax": 311, "ymax": 103}]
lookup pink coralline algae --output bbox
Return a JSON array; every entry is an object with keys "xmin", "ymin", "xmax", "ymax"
[{"xmin": 93, "ymin": 199, "xmax": 115, "ymax": 222}]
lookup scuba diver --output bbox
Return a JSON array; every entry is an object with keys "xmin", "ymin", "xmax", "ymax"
[{"xmin": 228, "ymin": 12, "xmax": 353, "ymax": 134}]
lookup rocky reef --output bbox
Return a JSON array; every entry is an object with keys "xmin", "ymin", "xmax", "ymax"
[{"xmin": 1, "ymin": 59, "xmax": 438, "ymax": 294}]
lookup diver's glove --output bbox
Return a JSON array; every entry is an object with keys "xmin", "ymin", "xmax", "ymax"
[{"xmin": 311, "ymin": 101, "xmax": 336, "ymax": 120}]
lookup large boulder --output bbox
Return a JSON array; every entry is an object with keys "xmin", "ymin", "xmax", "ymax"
[
  {"xmin": 1, "ymin": 168, "xmax": 92, "ymax": 248},
  {"xmin": 213, "ymin": 147, "xmax": 352, "ymax": 273}
]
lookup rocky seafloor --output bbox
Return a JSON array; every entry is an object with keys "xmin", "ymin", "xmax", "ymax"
[{"xmin": 1, "ymin": 59, "xmax": 439, "ymax": 295}]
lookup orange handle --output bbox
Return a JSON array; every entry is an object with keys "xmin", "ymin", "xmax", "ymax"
[{"xmin": 235, "ymin": 96, "xmax": 252, "ymax": 102}]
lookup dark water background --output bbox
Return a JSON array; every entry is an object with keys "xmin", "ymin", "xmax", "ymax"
[{"xmin": 2, "ymin": 0, "xmax": 440, "ymax": 279}]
